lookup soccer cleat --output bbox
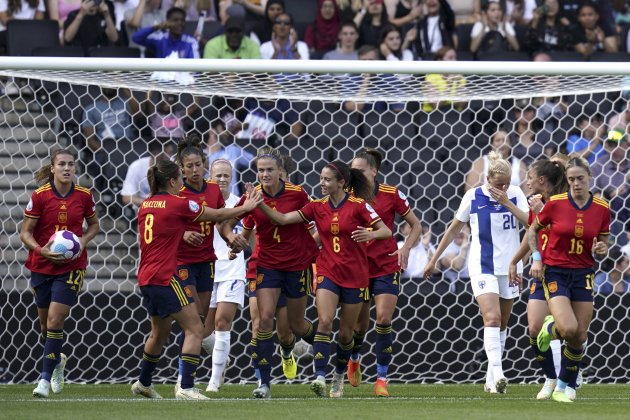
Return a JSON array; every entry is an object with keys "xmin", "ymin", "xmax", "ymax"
[
  {"xmin": 329, "ymin": 373, "xmax": 344, "ymax": 398},
  {"xmin": 206, "ymin": 381, "xmax": 220, "ymax": 393},
  {"xmin": 176, "ymin": 386, "xmax": 210, "ymax": 400},
  {"xmin": 131, "ymin": 380, "xmax": 163, "ymax": 399},
  {"xmin": 551, "ymin": 390, "xmax": 574, "ymax": 403},
  {"xmin": 281, "ymin": 352, "xmax": 297, "ymax": 380},
  {"xmin": 374, "ymin": 378, "xmax": 389, "ymax": 398},
  {"xmin": 484, "ymin": 383, "xmax": 497, "ymax": 394},
  {"xmin": 536, "ymin": 378, "xmax": 557, "ymax": 400},
  {"xmin": 565, "ymin": 387, "xmax": 576, "ymax": 401},
  {"xmin": 252, "ymin": 384, "xmax": 271, "ymax": 399},
  {"xmin": 347, "ymin": 359, "xmax": 362, "ymax": 387},
  {"xmin": 50, "ymin": 353, "xmax": 67, "ymax": 394},
  {"xmin": 310, "ymin": 376, "xmax": 326, "ymax": 397},
  {"xmin": 174, "ymin": 376, "xmax": 181, "ymax": 396},
  {"xmin": 537, "ymin": 315, "xmax": 555, "ymax": 353},
  {"xmin": 33, "ymin": 379, "xmax": 50, "ymax": 398},
  {"xmin": 495, "ymin": 377, "xmax": 507, "ymax": 394}
]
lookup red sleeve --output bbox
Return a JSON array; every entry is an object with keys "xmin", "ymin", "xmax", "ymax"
[
  {"xmin": 360, "ymin": 201, "xmax": 381, "ymax": 227},
  {"xmin": 298, "ymin": 201, "xmax": 315, "ymax": 222},
  {"xmin": 393, "ymin": 188, "xmax": 411, "ymax": 217},
  {"xmin": 84, "ymin": 191, "xmax": 97, "ymax": 219},
  {"xmin": 242, "ymin": 214, "xmax": 255, "ymax": 230},
  {"xmin": 24, "ymin": 191, "xmax": 43, "ymax": 219},
  {"xmin": 536, "ymin": 200, "xmax": 553, "ymax": 227},
  {"xmin": 527, "ymin": 209, "xmax": 534, "ymax": 227},
  {"xmin": 600, "ymin": 207, "xmax": 611, "ymax": 235},
  {"xmin": 234, "ymin": 194, "xmax": 251, "ymax": 221}
]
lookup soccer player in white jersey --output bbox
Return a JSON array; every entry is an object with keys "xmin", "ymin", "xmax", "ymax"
[
  {"xmin": 203, "ymin": 159, "xmax": 248, "ymax": 392},
  {"xmin": 425, "ymin": 151, "xmax": 529, "ymax": 394}
]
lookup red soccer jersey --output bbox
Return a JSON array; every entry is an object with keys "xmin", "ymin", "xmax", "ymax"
[
  {"xmin": 366, "ymin": 182, "xmax": 411, "ymax": 277},
  {"xmin": 24, "ymin": 182, "xmax": 96, "ymax": 275},
  {"xmin": 299, "ymin": 194, "xmax": 382, "ymax": 288},
  {"xmin": 137, "ymin": 193, "xmax": 204, "ymax": 286},
  {"xmin": 236, "ymin": 181, "xmax": 318, "ymax": 271},
  {"xmin": 527, "ymin": 203, "xmax": 551, "ymax": 261},
  {"xmin": 177, "ymin": 180, "xmax": 225, "ymax": 265},
  {"xmin": 536, "ymin": 192, "xmax": 610, "ymax": 269}
]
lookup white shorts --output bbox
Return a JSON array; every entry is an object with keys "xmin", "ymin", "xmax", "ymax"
[
  {"xmin": 470, "ymin": 274, "xmax": 519, "ymax": 299},
  {"xmin": 209, "ymin": 280, "xmax": 246, "ymax": 309}
]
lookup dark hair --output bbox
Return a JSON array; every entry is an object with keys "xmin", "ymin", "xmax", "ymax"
[
  {"xmin": 379, "ymin": 24, "xmax": 402, "ymax": 59},
  {"xmin": 354, "ymin": 148, "xmax": 383, "ymax": 172},
  {"xmin": 265, "ymin": 0, "xmax": 285, "ymax": 21},
  {"xmin": 176, "ymin": 134, "xmax": 205, "ymax": 166},
  {"xmin": 338, "ymin": 21, "xmax": 358, "ymax": 35},
  {"xmin": 255, "ymin": 146, "xmax": 283, "ymax": 168},
  {"xmin": 357, "ymin": 44, "xmax": 378, "ymax": 58},
  {"xmin": 531, "ymin": 159, "xmax": 568, "ymax": 196},
  {"xmin": 566, "ymin": 156, "xmax": 592, "ymax": 176},
  {"xmin": 148, "ymin": 159, "xmax": 180, "ymax": 195},
  {"xmin": 326, "ymin": 161, "xmax": 373, "ymax": 201},
  {"xmin": 166, "ymin": 6, "xmax": 186, "ymax": 20},
  {"xmin": 274, "ymin": 11, "xmax": 293, "ymax": 25},
  {"xmin": 8, "ymin": 0, "xmax": 39, "ymax": 15},
  {"xmin": 34, "ymin": 148, "xmax": 77, "ymax": 185}
]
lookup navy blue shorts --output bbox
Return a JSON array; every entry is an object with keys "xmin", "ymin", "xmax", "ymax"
[
  {"xmin": 369, "ymin": 272, "xmax": 401, "ymax": 297},
  {"xmin": 256, "ymin": 266, "xmax": 312, "ymax": 299},
  {"xmin": 542, "ymin": 266, "xmax": 595, "ymax": 302},
  {"xmin": 248, "ymin": 278, "xmax": 287, "ymax": 307},
  {"xmin": 528, "ymin": 278, "xmax": 546, "ymax": 301},
  {"xmin": 315, "ymin": 276, "xmax": 370, "ymax": 304},
  {"xmin": 176, "ymin": 261, "xmax": 214, "ymax": 293},
  {"xmin": 141, "ymin": 277, "xmax": 194, "ymax": 319},
  {"xmin": 31, "ymin": 270, "xmax": 85, "ymax": 308}
]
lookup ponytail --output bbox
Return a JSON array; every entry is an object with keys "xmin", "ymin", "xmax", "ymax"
[
  {"xmin": 531, "ymin": 159, "xmax": 568, "ymax": 197},
  {"xmin": 148, "ymin": 159, "xmax": 180, "ymax": 195},
  {"xmin": 354, "ymin": 148, "xmax": 383, "ymax": 172}
]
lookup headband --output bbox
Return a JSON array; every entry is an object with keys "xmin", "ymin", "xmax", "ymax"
[
  {"xmin": 327, "ymin": 163, "xmax": 347, "ymax": 183},
  {"xmin": 257, "ymin": 153, "xmax": 282, "ymax": 163},
  {"xmin": 211, "ymin": 158, "xmax": 232, "ymax": 169}
]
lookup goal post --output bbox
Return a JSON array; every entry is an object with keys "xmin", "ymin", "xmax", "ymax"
[{"xmin": 1, "ymin": 58, "xmax": 628, "ymax": 385}]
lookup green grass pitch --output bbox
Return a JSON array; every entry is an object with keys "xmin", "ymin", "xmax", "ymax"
[{"xmin": 1, "ymin": 383, "xmax": 629, "ymax": 419}]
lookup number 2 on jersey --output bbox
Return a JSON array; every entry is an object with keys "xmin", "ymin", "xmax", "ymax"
[{"xmin": 144, "ymin": 214, "xmax": 154, "ymax": 244}]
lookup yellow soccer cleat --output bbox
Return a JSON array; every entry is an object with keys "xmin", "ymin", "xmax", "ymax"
[
  {"xmin": 281, "ymin": 352, "xmax": 297, "ymax": 380},
  {"xmin": 347, "ymin": 359, "xmax": 362, "ymax": 387},
  {"xmin": 537, "ymin": 315, "xmax": 555, "ymax": 353},
  {"xmin": 551, "ymin": 390, "xmax": 574, "ymax": 403}
]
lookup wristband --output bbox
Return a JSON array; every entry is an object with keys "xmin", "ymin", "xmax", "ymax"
[
  {"xmin": 35, "ymin": 245, "xmax": 42, "ymax": 255},
  {"xmin": 531, "ymin": 251, "xmax": 541, "ymax": 261}
]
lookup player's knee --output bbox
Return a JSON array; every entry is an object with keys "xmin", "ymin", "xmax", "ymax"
[
  {"xmin": 482, "ymin": 313, "xmax": 501, "ymax": 328},
  {"xmin": 215, "ymin": 318, "xmax": 232, "ymax": 331},
  {"xmin": 317, "ymin": 317, "xmax": 334, "ymax": 334},
  {"xmin": 375, "ymin": 313, "xmax": 392, "ymax": 325},
  {"xmin": 276, "ymin": 328, "xmax": 293, "ymax": 344},
  {"xmin": 46, "ymin": 315, "xmax": 66, "ymax": 330},
  {"xmin": 556, "ymin": 323, "xmax": 578, "ymax": 342},
  {"xmin": 337, "ymin": 329, "xmax": 353, "ymax": 344},
  {"xmin": 528, "ymin": 323, "xmax": 541, "ymax": 338}
]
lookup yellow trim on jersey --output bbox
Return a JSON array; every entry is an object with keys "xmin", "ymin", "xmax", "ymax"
[
  {"xmin": 170, "ymin": 278, "xmax": 189, "ymax": 307},
  {"xmin": 348, "ymin": 196, "xmax": 364, "ymax": 204},
  {"xmin": 205, "ymin": 179, "xmax": 218, "ymax": 185},
  {"xmin": 24, "ymin": 214, "xmax": 40, "ymax": 219},
  {"xmin": 35, "ymin": 185, "xmax": 52, "ymax": 194},
  {"xmin": 400, "ymin": 208, "xmax": 411, "ymax": 217},
  {"xmin": 74, "ymin": 186, "xmax": 92, "ymax": 195},
  {"xmin": 368, "ymin": 217, "xmax": 382, "ymax": 227},
  {"xmin": 297, "ymin": 210, "xmax": 310, "ymax": 224},
  {"xmin": 378, "ymin": 185, "xmax": 397, "ymax": 193},
  {"xmin": 549, "ymin": 193, "xmax": 568, "ymax": 201},
  {"xmin": 592, "ymin": 198, "xmax": 609, "ymax": 209}
]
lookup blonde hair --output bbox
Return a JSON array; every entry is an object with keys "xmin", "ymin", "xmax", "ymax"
[{"xmin": 487, "ymin": 150, "xmax": 512, "ymax": 179}]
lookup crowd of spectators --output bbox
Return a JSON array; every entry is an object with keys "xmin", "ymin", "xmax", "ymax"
[{"xmin": 2, "ymin": 0, "xmax": 629, "ymax": 290}]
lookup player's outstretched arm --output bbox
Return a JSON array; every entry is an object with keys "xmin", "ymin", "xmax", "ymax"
[
  {"xmin": 257, "ymin": 202, "xmax": 303, "ymax": 226},
  {"xmin": 200, "ymin": 189, "xmax": 263, "ymax": 223},
  {"xmin": 351, "ymin": 221, "xmax": 391, "ymax": 242}
]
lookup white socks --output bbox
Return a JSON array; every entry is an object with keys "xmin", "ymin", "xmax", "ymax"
[
  {"xmin": 551, "ymin": 339, "xmax": 561, "ymax": 377},
  {"xmin": 484, "ymin": 326, "xmax": 504, "ymax": 384},
  {"xmin": 210, "ymin": 331, "xmax": 231, "ymax": 386},
  {"xmin": 201, "ymin": 332, "xmax": 216, "ymax": 355}
]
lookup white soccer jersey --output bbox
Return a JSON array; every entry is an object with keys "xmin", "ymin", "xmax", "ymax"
[
  {"xmin": 213, "ymin": 193, "xmax": 246, "ymax": 282},
  {"xmin": 455, "ymin": 185, "xmax": 528, "ymax": 277}
]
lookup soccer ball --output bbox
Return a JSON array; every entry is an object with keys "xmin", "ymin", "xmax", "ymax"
[
  {"xmin": 49, "ymin": 231, "xmax": 81, "ymax": 260},
  {"xmin": 293, "ymin": 340, "xmax": 313, "ymax": 362}
]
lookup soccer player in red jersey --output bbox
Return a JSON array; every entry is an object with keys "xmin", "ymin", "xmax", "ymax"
[
  {"xmin": 131, "ymin": 160, "xmax": 261, "ymax": 400},
  {"xmin": 20, "ymin": 149, "xmax": 100, "ymax": 398},
  {"xmin": 528, "ymin": 157, "xmax": 610, "ymax": 403},
  {"xmin": 255, "ymin": 161, "xmax": 392, "ymax": 398},
  {"xmin": 174, "ymin": 137, "xmax": 225, "ymax": 388},
  {"xmin": 219, "ymin": 147, "xmax": 319, "ymax": 399},
  {"xmin": 509, "ymin": 156, "xmax": 569, "ymax": 400},
  {"xmin": 348, "ymin": 149, "xmax": 421, "ymax": 397},
  {"xmin": 239, "ymin": 155, "xmax": 298, "ymax": 389}
]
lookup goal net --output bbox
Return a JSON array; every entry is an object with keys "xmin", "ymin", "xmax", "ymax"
[{"xmin": 1, "ymin": 58, "xmax": 628, "ymax": 385}]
